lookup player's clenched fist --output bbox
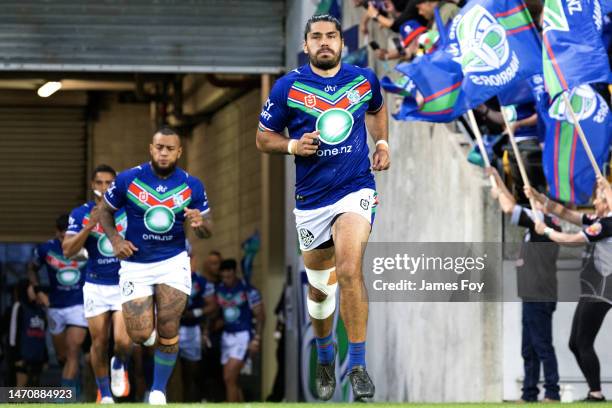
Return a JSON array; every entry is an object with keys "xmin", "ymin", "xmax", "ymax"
[
  {"xmin": 184, "ymin": 207, "xmax": 203, "ymax": 228},
  {"xmin": 111, "ymin": 236, "xmax": 138, "ymax": 259},
  {"xmin": 372, "ymin": 145, "xmax": 390, "ymax": 171},
  {"xmin": 291, "ymin": 130, "xmax": 320, "ymax": 157}
]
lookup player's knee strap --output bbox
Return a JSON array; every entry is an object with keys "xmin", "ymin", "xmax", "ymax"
[
  {"xmin": 158, "ymin": 335, "xmax": 179, "ymax": 346},
  {"xmin": 306, "ymin": 267, "xmax": 338, "ymax": 320}
]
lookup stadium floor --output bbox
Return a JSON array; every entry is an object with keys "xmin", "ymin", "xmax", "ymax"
[{"xmin": 4, "ymin": 404, "xmax": 612, "ymax": 407}]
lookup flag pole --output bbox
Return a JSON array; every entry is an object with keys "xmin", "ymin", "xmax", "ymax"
[
  {"xmin": 498, "ymin": 103, "xmax": 542, "ymax": 219},
  {"xmin": 562, "ymin": 91, "xmax": 603, "ymax": 178},
  {"xmin": 467, "ymin": 109, "xmax": 497, "ymax": 187}
]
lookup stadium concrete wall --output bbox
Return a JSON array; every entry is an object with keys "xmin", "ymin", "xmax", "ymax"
[
  {"xmin": 365, "ymin": 121, "xmax": 503, "ymax": 402},
  {"xmin": 90, "ymin": 94, "xmax": 153, "ymax": 173}
]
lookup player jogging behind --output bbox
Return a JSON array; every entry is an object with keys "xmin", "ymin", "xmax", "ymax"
[
  {"xmin": 99, "ymin": 126, "xmax": 213, "ymax": 405},
  {"xmin": 29, "ymin": 214, "xmax": 88, "ymax": 395},
  {"xmin": 63, "ymin": 164, "xmax": 132, "ymax": 403}
]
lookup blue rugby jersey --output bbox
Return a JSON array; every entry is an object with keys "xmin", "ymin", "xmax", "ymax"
[
  {"xmin": 67, "ymin": 202, "xmax": 126, "ymax": 285},
  {"xmin": 34, "ymin": 239, "xmax": 86, "ymax": 308},
  {"xmin": 216, "ymin": 279, "xmax": 262, "ymax": 333},
  {"xmin": 181, "ymin": 272, "xmax": 215, "ymax": 327},
  {"xmin": 104, "ymin": 162, "xmax": 210, "ymax": 263},
  {"xmin": 259, "ymin": 63, "xmax": 384, "ymax": 210}
]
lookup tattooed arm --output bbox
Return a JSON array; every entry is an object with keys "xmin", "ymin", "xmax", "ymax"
[
  {"xmin": 98, "ymin": 200, "xmax": 138, "ymax": 259},
  {"xmin": 184, "ymin": 208, "xmax": 213, "ymax": 239}
]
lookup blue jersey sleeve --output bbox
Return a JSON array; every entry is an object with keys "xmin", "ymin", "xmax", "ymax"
[
  {"xmin": 67, "ymin": 206, "xmax": 85, "ymax": 235},
  {"xmin": 258, "ymin": 77, "xmax": 290, "ymax": 133},
  {"xmin": 364, "ymin": 68, "xmax": 384, "ymax": 113},
  {"xmin": 247, "ymin": 287, "xmax": 262, "ymax": 308},
  {"xmin": 33, "ymin": 243, "xmax": 46, "ymax": 268},
  {"xmin": 188, "ymin": 177, "xmax": 210, "ymax": 214},
  {"xmin": 104, "ymin": 172, "xmax": 129, "ymax": 210}
]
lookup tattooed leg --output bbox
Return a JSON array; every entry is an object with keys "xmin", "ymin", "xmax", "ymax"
[
  {"xmin": 149, "ymin": 284, "xmax": 187, "ymax": 394},
  {"xmin": 121, "ymin": 296, "xmax": 155, "ymax": 344},
  {"xmin": 154, "ymin": 284, "xmax": 187, "ymax": 353}
]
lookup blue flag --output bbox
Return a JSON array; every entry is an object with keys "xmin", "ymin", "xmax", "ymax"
[
  {"xmin": 542, "ymin": 0, "xmax": 611, "ymax": 98},
  {"xmin": 446, "ymin": 0, "xmax": 542, "ymax": 108},
  {"xmin": 542, "ymin": 85, "xmax": 612, "ymax": 204},
  {"xmin": 498, "ymin": 75, "xmax": 538, "ymax": 106},
  {"xmin": 387, "ymin": 50, "xmax": 468, "ymax": 123}
]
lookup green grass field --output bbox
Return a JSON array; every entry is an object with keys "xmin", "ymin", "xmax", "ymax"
[{"xmin": 4, "ymin": 404, "xmax": 612, "ymax": 407}]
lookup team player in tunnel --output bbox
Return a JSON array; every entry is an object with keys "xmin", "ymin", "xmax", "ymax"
[
  {"xmin": 29, "ymin": 214, "xmax": 88, "ymax": 395},
  {"xmin": 63, "ymin": 164, "xmax": 132, "ymax": 403},
  {"xmin": 98, "ymin": 127, "xmax": 213, "ymax": 405},
  {"xmin": 256, "ymin": 14, "xmax": 390, "ymax": 401}
]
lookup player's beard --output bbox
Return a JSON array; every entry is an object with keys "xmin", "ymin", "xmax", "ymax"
[
  {"xmin": 309, "ymin": 47, "xmax": 341, "ymax": 70},
  {"xmin": 151, "ymin": 159, "xmax": 177, "ymax": 177}
]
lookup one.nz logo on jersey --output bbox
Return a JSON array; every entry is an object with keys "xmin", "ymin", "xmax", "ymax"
[
  {"xmin": 56, "ymin": 268, "xmax": 81, "ymax": 286},
  {"xmin": 97, "ymin": 235, "xmax": 115, "ymax": 257},
  {"xmin": 144, "ymin": 205, "xmax": 175, "ymax": 234},
  {"xmin": 315, "ymin": 108, "xmax": 354, "ymax": 146}
]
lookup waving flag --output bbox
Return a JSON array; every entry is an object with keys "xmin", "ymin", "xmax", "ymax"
[
  {"xmin": 542, "ymin": 0, "xmax": 611, "ymax": 99},
  {"xmin": 387, "ymin": 50, "xmax": 468, "ymax": 123},
  {"xmin": 446, "ymin": 0, "xmax": 542, "ymax": 108},
  {"xmin": 542, "ymin": 85, "xmax": 612, "ymax": 204}
]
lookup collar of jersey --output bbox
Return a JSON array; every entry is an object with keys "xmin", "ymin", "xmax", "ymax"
[{"xmin": 304, "ymin": 62, "xmax": 344, "ymax": 82}]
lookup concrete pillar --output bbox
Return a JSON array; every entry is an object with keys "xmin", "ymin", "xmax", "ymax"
[{"xmin": 260, "ymin": 74, "xmax": 286, "ymax": 399}]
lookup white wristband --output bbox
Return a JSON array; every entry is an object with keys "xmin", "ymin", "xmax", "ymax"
[
  {"xmin": 192, "ymin": 308, "xmax": 204, "ymax": 318},
  {"xmin": 543, "ymin": 227, "xmax": 553, "ymax": 238},
  {"xmin": 288, "ymin": 139, "xmax": 297, "ymax": 155},
  {"xmin": 375, "ymin": 140, "xmax": 389, "ymax": 149}
]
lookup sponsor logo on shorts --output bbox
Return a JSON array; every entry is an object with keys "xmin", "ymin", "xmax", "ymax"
[
  {"xmin": 122, "ymin": 280, "xmax": 135, "ymax": 297},
  {"xmin": 298, "ymin": 228, "xmax": 315, "ymax": 248},
  {"xmin": 360, "ymin": 199, "xmax": 370, "ymax": 211},
  {"xmin": 85, "ymin": 298, "xmax": 95, "ymax": 314},
  {"xmin": 48, "ymin": 316, "xmax": 57, "ymax": 331}
]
